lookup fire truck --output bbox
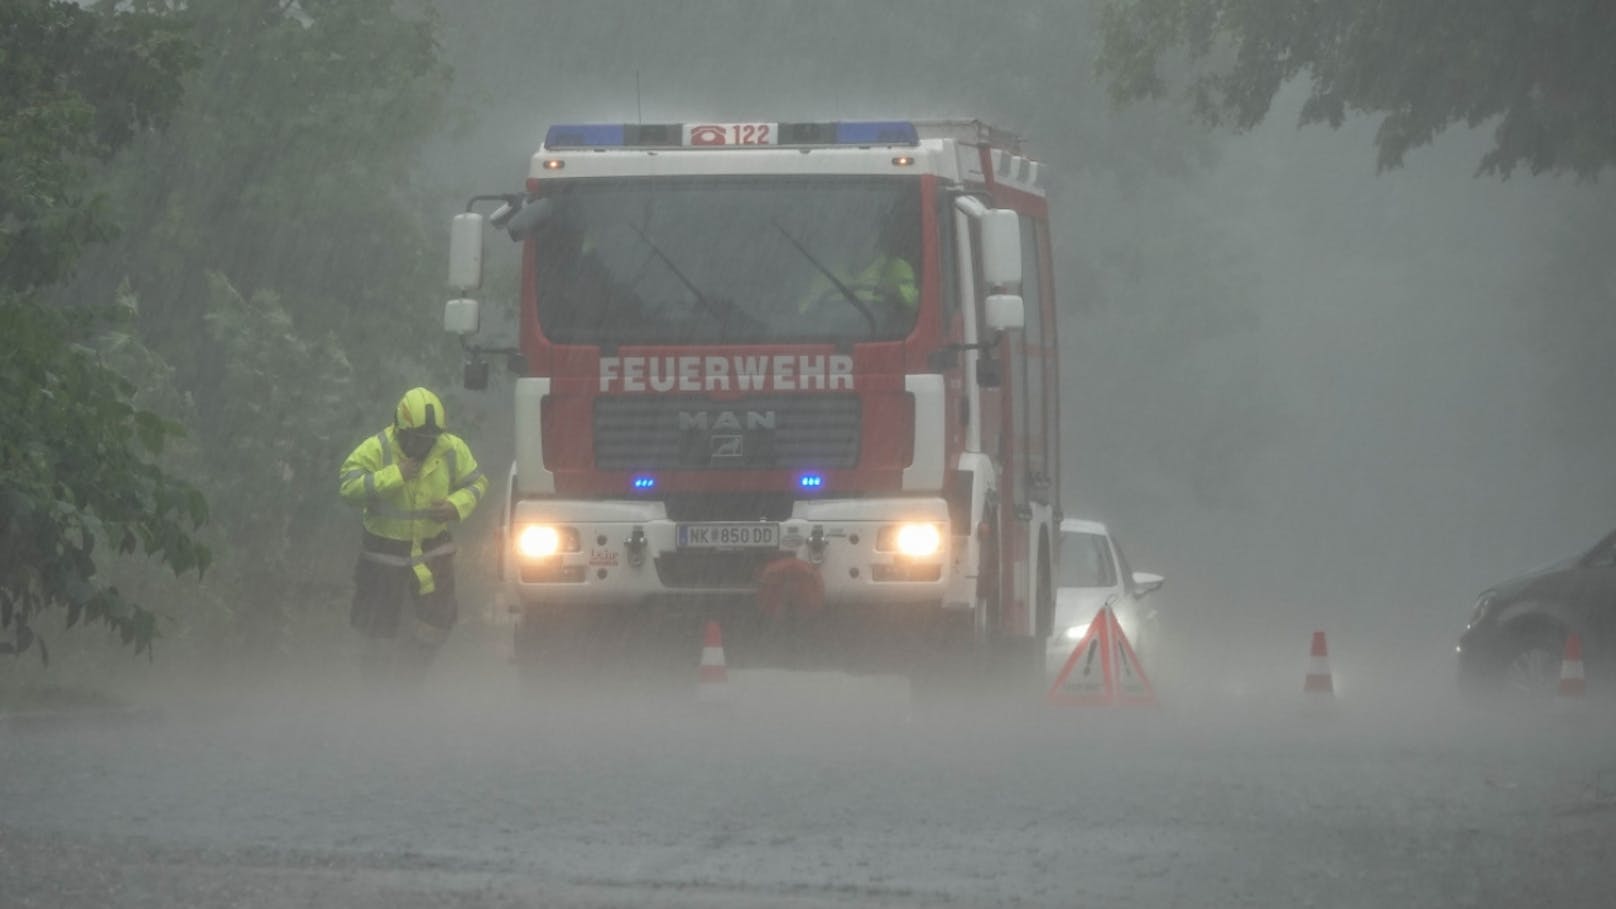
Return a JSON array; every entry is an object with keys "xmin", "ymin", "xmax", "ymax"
[{"xmin": 444, "ymin": 119, "xmax": 1061, "ymax": 688}]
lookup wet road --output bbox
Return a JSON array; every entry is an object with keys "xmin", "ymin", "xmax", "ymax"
[{"xmin": 4, "ymin": 661, "xmax": 1615, "ymax": 908}]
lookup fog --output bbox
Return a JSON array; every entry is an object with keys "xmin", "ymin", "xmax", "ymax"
[
  {"xmin": 427, "ymin": 0, "xmax": 1616, "ymax": 684},
  {"xmin": 7, "ymin": 3, "xmax": 1616, "ymax": 905}
]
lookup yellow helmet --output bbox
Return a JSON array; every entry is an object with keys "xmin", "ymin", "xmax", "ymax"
[{"xmin": 394, "ymin": 387, "xmax": 446, "ymax": 433}]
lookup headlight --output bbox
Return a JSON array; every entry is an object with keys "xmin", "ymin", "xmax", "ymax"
[
  {"xmin": 876, "ymin": 523, "xmax": 943, "ymax": 558},
  {"xmin": 1061, "ymin": 623, "xmax": 1090, "ymax": 643},
  {"xmin": 514, "ymin": 525, "xmax": 579, "ymax": 560}
]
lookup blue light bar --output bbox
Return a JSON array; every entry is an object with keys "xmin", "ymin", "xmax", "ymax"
[
  {"xmin": 834, "ymin": 121, "xmax": 919, "ymax": 145},
  {"xmin": 541, "ymin": 121, "xmax": 919, "ymax": 149},
  {"xmin": 798, "ymin": 474, "xmax": 824, "ymax": 490},
  {"xmin": 545, "ymin": 124, "xmax": 626, "ymax": 148},
  {"xmin": 632, "ymin": 475, "xmax": 657, "ymax": 491}
]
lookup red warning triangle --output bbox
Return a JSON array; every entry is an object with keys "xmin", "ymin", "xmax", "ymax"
[{"xmin": 1047, "ymin": 605, "xmax": 1157, "ymax": 707}]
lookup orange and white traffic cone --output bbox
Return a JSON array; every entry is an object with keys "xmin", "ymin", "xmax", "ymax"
[
  {"xmin": 697, "ymin": 620, "xmax": 730, "ymax": 704},
  {"xmin": 1304, "ymin": 631, "xmax": 1334, "ymax": 696},
  {"xmin": 1557, "ymin": 633, "xmax": 1586, "ymax": 701}
]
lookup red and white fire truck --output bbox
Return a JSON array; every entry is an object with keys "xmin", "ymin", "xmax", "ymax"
[{"xmin": 445, "ymin": 119, "xmax": 1061, "ymax": 685}]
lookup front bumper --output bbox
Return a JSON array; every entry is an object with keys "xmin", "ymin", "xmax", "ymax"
[{"xmin": 505, "ymin": 496, "xmax": 962, "ymax": 609}]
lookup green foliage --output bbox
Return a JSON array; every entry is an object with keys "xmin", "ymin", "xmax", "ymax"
[
  {"xmin": 0, "ymin": 0, "xmax": 195, "ymax": 292},
  {"xmin": 1097, "ymin": 0, "xmax": 1616, "ymax": 178},
  {"xmin": 89, "ymin": 0, "xmax": 452, "ymax": 373},
  {"xmin": 195, "ymin": 273, "xmax": 355, "ymax": 552},
  {"xmin": 53, "ymin": 0, "xmax": 456, "ymax": 655},
  {"xmin": 0, "ymin": 0, "xmax": 204, "ymax": 660},
  {"xmin": 0, "ymin": 296, "xmax": 209, "ymax": 659}
]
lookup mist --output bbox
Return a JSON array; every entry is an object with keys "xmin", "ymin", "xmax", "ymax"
[
  {"xmin": 6, "ymin": 3, "xmax": 1616, "ymax": 906},
  {"xmin": 426, "ymin": 1, "xmax": 1616, "ymax": 683}
]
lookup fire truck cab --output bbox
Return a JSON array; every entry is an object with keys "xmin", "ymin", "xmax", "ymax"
[{"xmin": 446, "ymin": 119, "xmax": 1060, "ymax": 685}]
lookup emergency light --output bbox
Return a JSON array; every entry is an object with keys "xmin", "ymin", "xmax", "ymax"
[
  {"xmin": 632, "ymin": 475, "xmax": 657, "ymax": 491},
  {"xmin": 544, "ymin": 121, "xmax": 919, "ymax": 150},
  {"xmin": 798, "ymin": 473, "xmax": 824, "ymax": 490}
]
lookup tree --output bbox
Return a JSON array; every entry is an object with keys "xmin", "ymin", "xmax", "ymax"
[
  {"xmin": 58, "ymin": 0, "xmax": 455, "ymax": 656},
  {"xmin": 0, "ymin": 0, "xmax": 205, "ymax": 659},
  {"xmin": 1097, "ymin": 0, "xmax": 1616, "ymax": 178},
  {"xmin": 0, "ymin": 0, "xmax": 196, "ymax": 292}
]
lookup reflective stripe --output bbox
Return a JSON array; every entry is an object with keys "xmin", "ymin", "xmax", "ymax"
[
  {"xmin": 367, "ymin": 505, "xmax": 438, "ymax": 521},
  {"xmin": 360, "ymin": 541, "xmax": 458, "ymax": 568},
  {"xmin": 340, "ymin": 469, "xmax": 366, "ymax": 485},
  {"xmin": 374, "ymin": 431, "xmax": 393, "ymax": 468},
  {"xmin": 444, "ymin": 448, "xmax": 458, "ymax": 488},
  {"xmin": 452, "ymin": 470, "xmax": 486, "ymax": 493},
  {"xmin": 363, "ymin": 472, "xmax": 377, "ymax": 501}
]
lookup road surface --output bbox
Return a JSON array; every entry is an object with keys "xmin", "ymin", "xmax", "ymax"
[{"xmin": 4, "ymin": 652, "xmax": 1615, "ymax": 908}]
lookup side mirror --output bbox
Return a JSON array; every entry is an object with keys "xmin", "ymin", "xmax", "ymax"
[
  {"xmin": 443, "ymin": 298, "xmax": 480, "ymax": 336},
  {"xmin": 979, "ymin": 209, "xmax": 1022, "ymax": 291},
  {"xmin": 504, "ymin": 197, "xmax": 554, "ymax": 241},
  {"xmin": 984, "ymin": 294, "xmax": 1024, "ymax": 333},
  {"xmin": 1132, "ymin": 571, "xmax": 1164, "ymax": 597},
  {"xmin": 449, "ymin": 212, "xmax": 484, "ymax": 292},
  {"xmin": 488, "ymin": 198, "xmax": 519, "ymax": 231}
]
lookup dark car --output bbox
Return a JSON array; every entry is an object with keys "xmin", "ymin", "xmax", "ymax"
[{"xmin": 1458, "ymin": 528, "xmax": 1616, "ymax": 696}]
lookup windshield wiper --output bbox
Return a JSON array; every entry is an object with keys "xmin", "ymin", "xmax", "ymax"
[
  {"xmin": 772, "ymin": 222, "xmax": 878, "ymax": 336},
  {"xmin": 622, "ymin": 221, "xmax": 754, "ymax": 337}
]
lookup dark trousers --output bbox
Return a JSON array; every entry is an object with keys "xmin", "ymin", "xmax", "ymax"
[{"xmin": 350, "ymin": 531, "xmax": 458, "ymax": 641}]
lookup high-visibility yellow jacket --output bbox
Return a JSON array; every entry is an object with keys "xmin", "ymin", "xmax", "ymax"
[
  {"xmin": 800, "ymin": 254, "xmax": 918, "ymax": 313},
  {"xmin": 338, "ymin": 427, "xmax": 488, "ymax": 593}
]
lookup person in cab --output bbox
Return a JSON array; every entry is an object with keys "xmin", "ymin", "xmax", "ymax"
[{"xmin": 793, "ymin": 205, "xmax": 919, "ymax": 333}]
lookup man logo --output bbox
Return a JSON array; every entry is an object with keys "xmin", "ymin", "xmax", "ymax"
[
  {"xmin": 677, "ymin": 410, "xmax": 777, "ymax": 432},
  {"xmin": 709, "ymin": 435, "xmax": 743, "ymax": 460}
]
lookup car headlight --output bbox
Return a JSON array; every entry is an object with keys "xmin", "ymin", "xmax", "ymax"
[
  {"xmin": 1060, "ymin": 623, "xmax": 1090, "ymax": 643},
  {"xmin": 877, "ymin": 523, "xmax": 944, "ymax": 558},
  {"xmin": 514, "ymin": 525, "xmax": 579, "ymax": 560}
]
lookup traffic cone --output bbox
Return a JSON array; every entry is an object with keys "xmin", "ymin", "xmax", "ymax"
[
  {"xmin": 697, "ymin": 620, "xmax": 730, "ymax": 703},
  {"xmin": 1304, "ymin": 631, "xmax": 1334, "ymax": 696},
  {"xmin": 1558, "ymin": 633, "xmax": 1586, "ymax": 700}
]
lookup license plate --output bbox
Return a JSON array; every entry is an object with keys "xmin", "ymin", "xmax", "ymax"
[{"xmin": 676, "ymin": 522, "xmax": 780, "ymax": 549}]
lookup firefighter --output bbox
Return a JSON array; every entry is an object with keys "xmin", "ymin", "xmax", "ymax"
[
  {"xmin": 338, "ymin": 387, "xmax": 487, "ymax": 682},
  {"xmin": 796, "ymin": 205, "xmax": 918, "ymax": 320}
]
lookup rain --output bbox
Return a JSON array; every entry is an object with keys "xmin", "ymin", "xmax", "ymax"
[{"xmin": 4, "ymin": 2, "xmax": 1615, "ymax": 906}]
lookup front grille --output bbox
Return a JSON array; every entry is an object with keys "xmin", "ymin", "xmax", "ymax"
[
  {"xmin": 594, "ymin": 395, "xmax": 860, "ymax": 470},
  {"xmin": 664, "ymin": 493, "xmax": 793, "ymax": 522}
]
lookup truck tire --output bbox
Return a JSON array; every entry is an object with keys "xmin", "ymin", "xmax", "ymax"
[{"xmin": 515, "ymin": 603, "xmax": 696, "ymax": 697}]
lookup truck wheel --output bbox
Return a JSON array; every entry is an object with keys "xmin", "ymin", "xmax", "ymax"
[
  {"xmin": 513, "ymin": 604, "xmax": 600, "ymax": 692},
  {"xmin": 906, "ymin": 607, "xmax": 978, "ymax": 706},
  {"xmin": 515, "ymin": 604, "xmax": 695, "ymax": 698},
  {"xmin": 975, "ymin": 553, "xmax": 1054, "ymax": 709}
]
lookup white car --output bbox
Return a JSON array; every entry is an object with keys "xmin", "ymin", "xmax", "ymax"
[{"xmin": 1047, "ymin": 518, "xmax": 1165, "ymax": 678}]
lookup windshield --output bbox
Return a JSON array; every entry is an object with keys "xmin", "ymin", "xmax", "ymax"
[
  {"xmin": 532, "ymin": 177, "xmax": 921, "ymax": 346},
  {"xmin": 1060, "ymin": 532, "xmax": 1118, "ymax": 588}
]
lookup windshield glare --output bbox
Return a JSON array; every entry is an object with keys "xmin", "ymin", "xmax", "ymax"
[{"xmin": 533, "ymin": 177, "xmax": 921, "ymax": 346}]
